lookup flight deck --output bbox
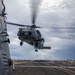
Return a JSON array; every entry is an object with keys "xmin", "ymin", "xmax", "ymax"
[{"xmin": 14, "ymin": 60, "xmax": 75, "ymax": 75}]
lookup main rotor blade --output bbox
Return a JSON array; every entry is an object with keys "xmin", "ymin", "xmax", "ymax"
[
  {"xmin": 41, "ymin": 26, "xmax": 75, "ymax": 29},
  {"xmin": 6, "ymin": 22, "xmax": 41, "ymax": 28},
  {"xmin": 6, "ymin": 22, "xmax": 30, "ymax": 27},
  {"xmin": 30, "ymin": 0, "xmax": 42, "ymax": 25}
]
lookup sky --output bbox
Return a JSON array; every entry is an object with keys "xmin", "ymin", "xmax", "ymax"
[{"xmin": 4, "ymin": 0, "xmax": 75, "ymax": 60}]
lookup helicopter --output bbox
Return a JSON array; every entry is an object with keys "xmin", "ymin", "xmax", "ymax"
[
  {"xmin": 6, "ymin": 22, "xmax": 51, "ymax": 52},
  {"xmin": 6, "ymin": 0, "xmax": 51, "ymax": 52}
]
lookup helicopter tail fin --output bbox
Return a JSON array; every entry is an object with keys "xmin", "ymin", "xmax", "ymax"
[{"xmin": 42, "ymin": 46, "xmax": 51, "ymax": 49}]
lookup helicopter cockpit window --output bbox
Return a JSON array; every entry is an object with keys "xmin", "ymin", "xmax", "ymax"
[
  {"xmin": 36, "ymin": 30, "xmax": 41, "ymax": 37},
  {"xmin": 41, "ymin": 40, "xmax": 44, "ymax": 45},
  {"xmin": 19, "ymin": 28, "xmax": 22, "ymax": 31}
]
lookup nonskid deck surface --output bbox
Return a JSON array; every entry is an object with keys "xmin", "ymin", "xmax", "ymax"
[{"xmin": 14, "ymin": 60, "xmax": 75, "ymax": 75}]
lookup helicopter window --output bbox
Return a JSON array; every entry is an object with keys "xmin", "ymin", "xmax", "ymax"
[
  {"xmin": 28, "ymin": 32, "xmax": 32, "ymax": 35},
  {"xmin": 36, "ymin": 30, "xmax": 41, "ymax": 37},
  {"xmin": 19, "ymin": 28, "xmax": 22, "ymax": 31},
  {"xmin": 41, "ymin": 41, "xmax": 44, "ymax": 45}
]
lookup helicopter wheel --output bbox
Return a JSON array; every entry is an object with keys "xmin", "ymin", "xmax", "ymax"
[
  {"xmin": 35, "ymin": 50, "xmax": 38, "ymax": 52},
  {"xmin": 20, "ymin": 41, "xmax": 23, "ymax": 46}
]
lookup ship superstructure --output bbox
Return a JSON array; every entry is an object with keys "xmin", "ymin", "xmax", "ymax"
[{"xmin": 0, "ymin": 0, "xmax": 12, "ymax": 75}]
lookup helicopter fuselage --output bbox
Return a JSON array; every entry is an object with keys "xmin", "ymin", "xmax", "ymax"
[{"xmin": 17, "ymin": 27, "xmax": 45, "ymax": 50}]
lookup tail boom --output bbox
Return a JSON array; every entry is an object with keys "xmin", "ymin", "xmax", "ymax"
[{"xmin": 42, "ymin": 46, "xmax": 51, "ymax": 49}]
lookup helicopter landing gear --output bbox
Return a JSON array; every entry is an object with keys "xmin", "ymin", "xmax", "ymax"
[
  {"xmin": 20, "ymin": 41, "xmax": 23, "ymax": 46},
  {"xmin": 35, "ymin": 49, "xmax": 38, "ymax": 52}
]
